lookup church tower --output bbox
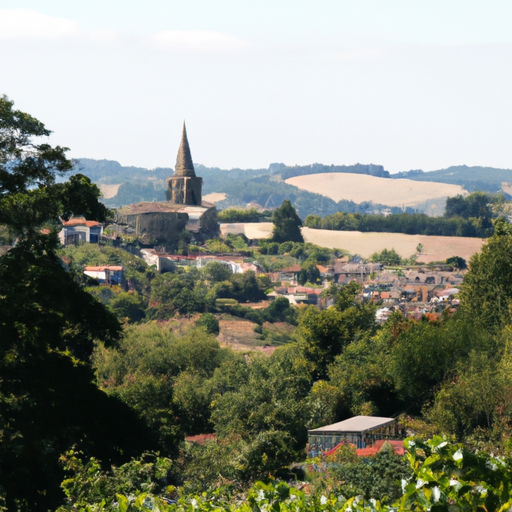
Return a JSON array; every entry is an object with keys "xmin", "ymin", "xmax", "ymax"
[{"xmin": 167, "ymin": 122, "xmax": 203, "ymax": 205}]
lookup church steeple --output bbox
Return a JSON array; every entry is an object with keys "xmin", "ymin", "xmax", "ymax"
[
  {"xmin": 167, "ymin": 122, "xmax": 203, "ymax": 206},
  {"xmin": 174, "ymin": 121, "xmax": 196, "ymax": 177}
]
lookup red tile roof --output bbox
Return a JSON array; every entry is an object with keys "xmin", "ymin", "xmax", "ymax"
[
  {"xmin": 280, "ymin": 264, "xmax": 302, "ymax": 273},
  {"xmin": 185, "ymin": 433, "xmax": 216, "ymax": 445},
  {"xmin": 62, "ymin": 217, "xmax": 101, "ymax": 227},
  {"xmin": 84, "ymin": 265, "xmax": 123, "ymax": 271}
]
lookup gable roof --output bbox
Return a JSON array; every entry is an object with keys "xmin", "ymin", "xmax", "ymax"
[
  {"xmin": 62, "ymin": 217, "xmax": 101, "ymax": 227},
  {"xmin": 308, "ymin": 415, "xmax": 395, "ymax": 434},
  {"xmin": 280, "ymin": 264, "xmax": 302, "ymax": 273}
]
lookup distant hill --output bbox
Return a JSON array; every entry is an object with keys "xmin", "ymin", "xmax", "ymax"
[
  {"xmin": 73, "ymin": 159, "xmax": 512, "ymax": 216},
  {"xmin": 73, "ymin": 159, "xmax": 396, "ymax": 216},
  {"xmin": 285, "ymin": 173, "xmax": 467, "ymax": 216},
  {"xmin": 392, "ymin": 165, "xmax": 512, "ymax": 193},
  {"xmin": 74, "ymin": 158, "xmax": 172, "ymax": 183}
]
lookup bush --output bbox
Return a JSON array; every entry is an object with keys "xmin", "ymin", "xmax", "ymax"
[
  {"xmin": 216, "ymin": 298, "xmax": 238, "ymax": 307},
  {"xmin": 196, "ymin": 313, "xmax": 220, "ymax": 335}
]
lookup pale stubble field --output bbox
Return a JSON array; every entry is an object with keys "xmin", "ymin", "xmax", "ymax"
[
  {"xmin": 285, "ymin": 173, "xmax": 467, "ymax": 208},
  {"xmin": 220, "ymin": 223, "xmax": 485, "ymax": 263}
]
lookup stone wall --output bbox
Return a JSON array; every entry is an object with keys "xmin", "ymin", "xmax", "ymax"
[
  {"xmin": 167, "ymin": 176, "xmax": 203, "ymax": 205},
  {"xmin": 118, "ymin": 211, "xmax": 189, "ymax": 245}
]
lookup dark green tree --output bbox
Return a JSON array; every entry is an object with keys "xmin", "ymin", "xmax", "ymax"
[
  {"xmin": 211, "ymin": 345, "xmax": 312, "ymax": 480},
  {"xmin": 370, "ymin": 248, "xmax": 402, "ymax": 266},
  {"xmin": 388, "ymin": 315, "xmax": 495, "ymax": 411},
  {"xmin": 298, "ymin": 261, "xmax": 320, "ymax": 285},
  {"xmin": 297, "ymin": 282, "xmax": 376, "ymax": 378},
  {"xmin": 330, "ymin": 448, "xmax": 411, "ymax": 504},
  {"xmin": 203, "ymin": 261, "xmax": 232, "ymax": 283},
  {"xmin": 445, "ymin": 255, "xmax": 467, "ymax": 269},
  {"xmin": 109, "ymin": 291, "xmax": 147, "ymax": 322},
  {"xmin": 0, "ymin": 96, "xmax": 156, "ymax": 511},
  {"xmin": 196, "ymin": 312, "xmax": 220, "ymax": 334},
  {"xmin": 230, "ymin": 270, "xmax": 266, "ymax": 302},
  {"xmin": 271, "ymin": 199, "xmax": 304, "ymax": 243},
  {"xmin": 459, "ymin": 218, "xmax": 512, "ymax": 333},
  {"xmin": 56, "ymin": 173, "xmax": 111, "ymax": 222}
]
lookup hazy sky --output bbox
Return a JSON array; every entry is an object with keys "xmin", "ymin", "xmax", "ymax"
[{"xmin": 1, "ymin": 1, "xmax": 512, "ymax": 173}]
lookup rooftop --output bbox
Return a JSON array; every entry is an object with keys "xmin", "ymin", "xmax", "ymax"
[
  {"xmin": 84, "ymin": 265, "xmax": 123, "ymax": 271},
  {"xmin": 117, "ymin": 201, "xmax": 213, "ymax": 215},
  {"xmin": 62, "ymin": 217, "xmax": 101, "ymax": 227},
  {"xmin": 280, "ymin": 264, "xmax": 302, "ymax": 273},
  {"xmin": 308, "ymin": 415, "xmax": 395, "ymax": 434}
]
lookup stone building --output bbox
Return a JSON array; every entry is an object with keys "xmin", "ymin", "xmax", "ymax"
[{"xmin": 114, "ymin": 123, "xmax": 217, "ymax": 247}]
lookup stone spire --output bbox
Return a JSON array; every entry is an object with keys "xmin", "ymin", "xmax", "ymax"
[{"xmin": 174, "ymin": 121, "xmax": 196, "ymax": 177}]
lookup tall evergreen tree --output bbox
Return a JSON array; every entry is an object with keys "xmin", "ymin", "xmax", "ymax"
[{"xmin": 271, "ymin": 199, "xmax": 304, "ymax": 243}]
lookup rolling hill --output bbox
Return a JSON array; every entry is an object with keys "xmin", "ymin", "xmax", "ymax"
[
  {"xmin": 392, "ymin": 165, "xmax": 512, "ymax": 193},
  {"xmin": 74, "ymin": 159, "xmax": 512, "ymax": 217},
  {"xmin": 285, "ymin": 173, "xmax": 467, "ymax": 215}
]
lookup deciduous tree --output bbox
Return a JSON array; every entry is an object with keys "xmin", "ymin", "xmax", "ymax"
[{"xmin": 0, "ymin": 96, "xmax": 155, "ymax": 511}]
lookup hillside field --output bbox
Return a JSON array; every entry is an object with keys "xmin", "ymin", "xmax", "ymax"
[
  {"xmin": 98, "ymin": 183, "xmax": 121, "ymax": 199},
  {"xmin": 202, "ymin": 192, "xmax": 227, "ymax": 203},
  {"xmin": 285, "ymin": 172, "xmax": 467, "ymax": 209},
  {"xmin": 220, "ymin": 222, "xmax": 484, "ymax": 263}
]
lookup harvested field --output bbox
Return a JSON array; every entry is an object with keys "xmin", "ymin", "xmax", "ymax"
[
  {"xmin": 164, "ymin": 314, "xmax": 281, "ymax": 354},
  {"xmin": 220, "ymin": 222, "xmax": 273, "ymax": 238},
  {"xmin": 202, "ymin": 192, "xmax": 227, "ymax": 203},
  {"xmin": 285, "ymin": 173, "xmax": 467, "ymax": 208},
  {"xmin": 98, "ymin": 183, "xmax": 121, "ymax": 199},
  {"xmin": 302, "ymin": 227, "xmax": 484, "ymax": 263},
  {"xmin": 220, "ymin": 222, "xmax": 484, "ymax": 263},
  {"xmin": 217, "ymin": 317, "xmax": 273, "ymax": 352},
  {"xmin": 502, "ymin": 183, "xmax": 512, "ymax": 196}
]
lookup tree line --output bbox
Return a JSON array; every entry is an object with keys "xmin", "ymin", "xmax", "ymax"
[{"xmin": 305, "ymin": 191, "xmax": 507, "ymax": 238}]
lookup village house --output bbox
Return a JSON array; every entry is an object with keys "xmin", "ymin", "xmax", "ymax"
[
  {"xmin": 84, "ymin": 265, "xmax": 127, "ymax": 289},
  {"xmin": 276, "ymin": 264, "xmax": 302, "ymax": 284},
  {"xmin": 59, "ymin": 217, "xmax": 103, "ymax": 245},
  {"xmin": 140, "ymin": 249, "xmax": 262, "ymax": 275},
  {"xmin": 316, "ymin": 264, "xmax": 335, "ymax": 280},
  {"xmin": 334, "ymin": 262, "xmax": 382, "ymax": 283},
  {"xmin": 268, "ymin": 285, "xmax": 322, "ymax": 306}
]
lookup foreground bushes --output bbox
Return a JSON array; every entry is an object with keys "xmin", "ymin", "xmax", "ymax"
[{"xmin": 56, "ymin": 437, "xmax": 512, "ymax": 511}]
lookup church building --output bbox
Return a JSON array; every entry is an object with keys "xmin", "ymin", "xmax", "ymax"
[{"xmin": 114, "ymin": 123, "xmax": 218, "ymax": 247}]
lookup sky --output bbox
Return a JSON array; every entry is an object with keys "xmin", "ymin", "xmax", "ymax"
[{"xmin": 1, "ymin": 1, "xmax": 512, "ymax": 173}]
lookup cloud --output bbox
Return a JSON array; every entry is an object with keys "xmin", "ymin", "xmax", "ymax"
[
  {"xmin": 0, "ymin": 9, "xmax": 248, "ymax": 54},
  {"xmin": 0, "ymin": 9, "xmax": 80, "ymax": 39},
  {"xmin": 150, "ymin": 30, "xmax": 249, "ymax": 52}
]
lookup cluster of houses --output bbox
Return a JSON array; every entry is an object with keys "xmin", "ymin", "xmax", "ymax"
[{"xmin": 57, "ymin": 217, "xmax": 464, "ymax": 317}]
